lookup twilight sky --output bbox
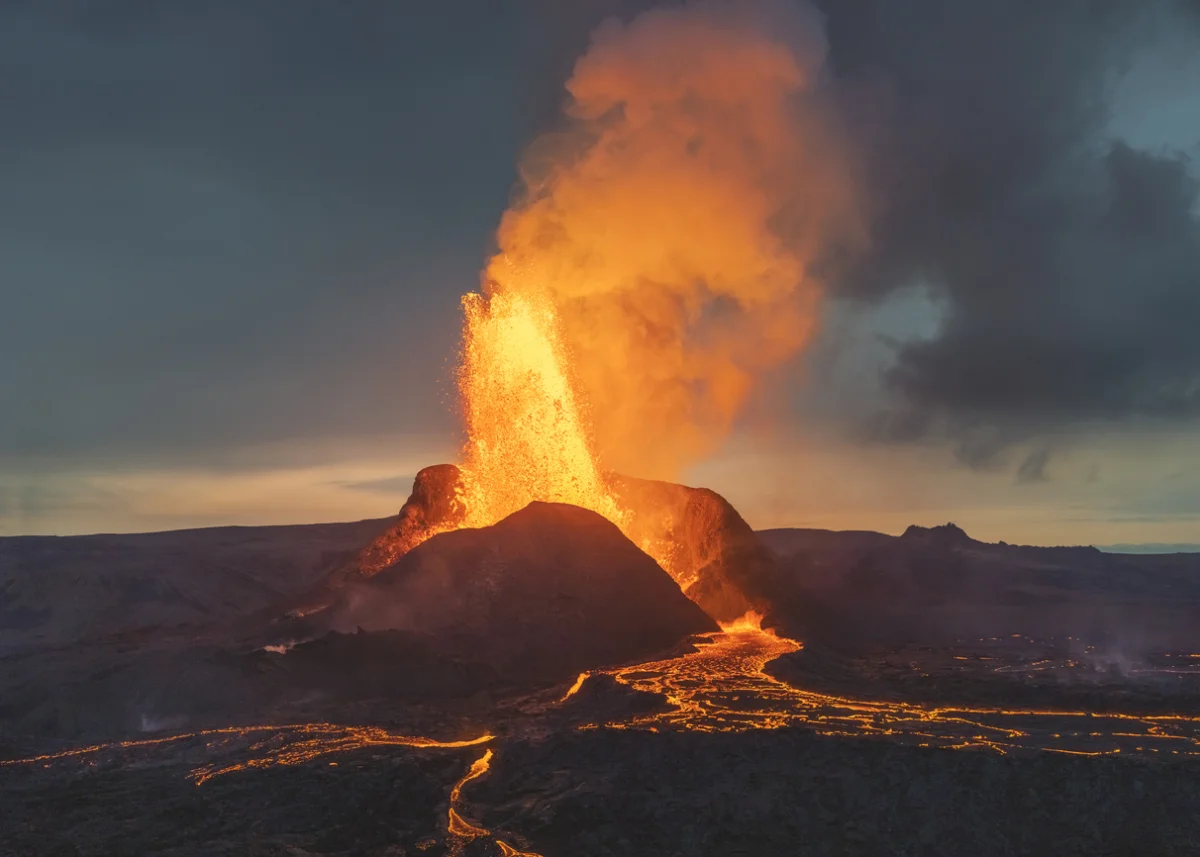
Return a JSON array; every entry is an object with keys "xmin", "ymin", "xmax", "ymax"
[{"xmin": 3, "ymin": 0, "xmax": 1200, "ymax": 545}]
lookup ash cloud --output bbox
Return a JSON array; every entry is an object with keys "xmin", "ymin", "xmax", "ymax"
[
  {"xmin": 814, "ymin": 0, "xmax": 1200, "ymax": 456},
  {"xmin": 488, "ymin": 0, "xmax": 867, "ymax": 479},
  {"xmin": 495, "ymin": 0, "xmax": 1200, "ymax": 477}
]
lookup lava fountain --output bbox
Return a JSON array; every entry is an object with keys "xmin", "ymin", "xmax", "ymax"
[
  {"xmin": 449, "ymin": 0, "xmax": 864, "ymax": 584},
  {"xmin": 457, "ymin": 283, "xmax": 624, "ymax": 531}
]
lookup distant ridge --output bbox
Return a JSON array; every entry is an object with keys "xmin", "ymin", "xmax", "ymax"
[
  {"xmin": 759, "ymin": 523, "xmax": 1198, "ymax": 554},
  {"xmin": 1098, "ymin": 543, "xmax": 1200, "ymax": 555},
  {"xmin": 899, "ymin": 522, "xmax": 973, "ymax": 546}
]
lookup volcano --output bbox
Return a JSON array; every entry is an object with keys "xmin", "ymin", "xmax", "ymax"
[
  {"xmin": 293, "ymin": 500, "xmax": 718, "ymax": 683},
  {"xmin": 309, "ymin": 464, "xmax": 780, "ymax": 626}
]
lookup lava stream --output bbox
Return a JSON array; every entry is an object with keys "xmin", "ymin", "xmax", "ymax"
[
  {"xmin": 0, "ymin": 723, "xmax": 493, "ymax": 786},
  {"xmin": 562, "ymin": 622, "xmax": 1200, "ymax": 758},
  {"xmin": 448, "ymin": 747, "xmax": 544, "ymax": 857}
]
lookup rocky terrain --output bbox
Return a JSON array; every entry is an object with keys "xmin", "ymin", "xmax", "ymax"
[
  {"xmin": 316, "ymin": 501, "xmax": 718, "ymax": 682},
  {"xmin": 0, "ymin": 519, "xmax": 389, "ymax": 652},
  {"xmin": 475, "ymin": 728, "xmax": 1200, "ymax": 857},
  {"xmin": 2, "ymin": 480, "xmax": 1199, "ymax": 855},
  {"xmin": 5, "ymin": 713, "xmax": 1200, "ymax": 856},
  {"xmin": 0, "ymin": 501, "xmax": 714, "ymax": 743},
  {"xmin": 760, "ymin": 522, "xmax": 1200, "ymax": 650}
]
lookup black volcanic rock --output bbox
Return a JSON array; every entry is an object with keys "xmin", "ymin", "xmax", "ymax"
[
  {"xmin": 758, "ymin": 524, "xmax": 1200, "ymax": 648},
  {"xmin": 900, "ymin": 522, "xmax": 974, "ymax": 547},
  {"xmin": 0, "ymin": 519, "xmax": 388, "ymax": 650},
  {"xmin": 275, "ymin": 464, "xmax": 468, "ymax": 617},
  {"xmin": 325, "ymin": 502, "xmax": 718, "ymax": 682}
]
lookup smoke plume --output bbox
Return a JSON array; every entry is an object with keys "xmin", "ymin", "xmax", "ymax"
[{"xmin": 484, "ymin": 0, "xmax": 865, "ymax": 478}]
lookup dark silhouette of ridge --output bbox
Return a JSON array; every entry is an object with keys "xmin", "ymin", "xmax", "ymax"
[
  {"xmin": 900, "ymin": 522, "xmax": 974, "ymax": 546},
  {"xmin": 757, "ymin": 523, "xmax": 1200, "ymax": 648}
]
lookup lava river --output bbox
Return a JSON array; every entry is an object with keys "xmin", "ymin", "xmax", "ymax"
[
  {"xmin": 6, "ymin": 622, "xmax": 1200, "ymax": 856},
  {"xmin": 567, "ymin": 621, "xmax": 1200, "ymax": 759}
]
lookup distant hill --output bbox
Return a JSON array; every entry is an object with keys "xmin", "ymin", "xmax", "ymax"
[
  {"xmin": 0, "ymin": 518, "xmax": 393, "ymax": 650},
  {"xmin": 1097, "ymin": 543, "xmax": 1200, "ymax": 555},
  {"xmin": 756, "ymin": 524, "xmax": 1200, "ymax": 648},
  {"xmin": 5, "ymin": 512, "xmax": 1198, "ymax": 656}
]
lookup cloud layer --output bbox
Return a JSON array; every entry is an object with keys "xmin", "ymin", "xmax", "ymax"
[{"xmin": 813, "ymin": 0, "xmax": 1200, "ymax": 461}]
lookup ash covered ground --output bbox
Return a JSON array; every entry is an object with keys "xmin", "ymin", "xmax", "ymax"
[{"xmin": 3, "ymin": 474, "xmax": 1200, "ymax": 856}]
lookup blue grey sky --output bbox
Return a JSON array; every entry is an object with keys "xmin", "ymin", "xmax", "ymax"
[{"xmin": 3, "ymin": 1, "xmax": 1200, "ymax": 544}]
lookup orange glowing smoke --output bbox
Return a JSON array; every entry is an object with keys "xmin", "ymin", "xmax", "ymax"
[{"xmin": 456, "ymin": 1, "xmax": 863, "ymax": 561}]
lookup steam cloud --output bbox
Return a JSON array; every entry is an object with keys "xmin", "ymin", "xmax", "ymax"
[{"xmin": 484, "ymin": 0, "xmax": 865, "ymax": 479}]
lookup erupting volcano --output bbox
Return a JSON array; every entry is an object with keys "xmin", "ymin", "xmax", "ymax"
[
  {"xmin": 366, "ymin": 0, "xmax": 864, "ymax": 600},
  {"xmin": 9, "ymin": 2, "xmax": 1200, "ymax": 855}
]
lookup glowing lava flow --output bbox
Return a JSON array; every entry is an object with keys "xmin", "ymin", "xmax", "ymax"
[
  {"xmin": 559, "ymin": 670, "xmax": 592, "ymax": 704},
  {"xmin": 448, "ymin": 748, "xmax": 544, "ymax": 857},
  {"xmin": 563, "ymin": 621, "xmax": 1200, "ymax": 758},
  {"xmin": 458, "ymin": 288, "xmax": 624, "ymax": 531},
  {"xmin": 455, "ymin": 284, "xmax": 683, "ymax": 578},
  {"xmin": 0, "ymin": 723, "xmax": 493, "ymax": 786},
  {"xmin": 447, "ymin": 749, "xmax": 494, "ymax": 839}
]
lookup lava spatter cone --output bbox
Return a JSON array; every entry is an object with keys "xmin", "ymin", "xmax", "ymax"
[
  {"xmin": 325, "ymin": 465, "xmax": 779, "ymax": 626},
  {"xmin": 326, "ymin": 501, "xmax": 718, "ymax": 681}
]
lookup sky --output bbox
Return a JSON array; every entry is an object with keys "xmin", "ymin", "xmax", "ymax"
[{"xmin": 3, "ymin": 0, "xmax": 1200, "ymax": 545}]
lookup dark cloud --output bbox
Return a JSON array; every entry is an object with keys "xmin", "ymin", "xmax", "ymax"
[
  {"xmin": 5, "ymin": 0, "xmax": 1200, "ymax": 486},
  {"xmin": 0, "ymin": 1, "xmax": 560, "ymax": 465},
  {"xmin": 814, "ymin": 0, "xmax": 1200, "ymax": 456},
  {"xmin": 1017, "ymin": 446, "xmax": 1053, "ymax": 484}
]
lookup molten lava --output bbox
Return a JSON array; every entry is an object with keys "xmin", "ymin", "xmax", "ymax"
[
  {"xmin": 456, "ymin": 279, "xmax": 696, "ymax": 580},
  {"xmin": 556, "ymin": 624, "xmax": 1200, "ymax": 758},
  {"xmin": 447, "ymin": 747, "xmax": 545, "ymax": 857},
  {"xmin": 444, "ymin": 0, "xmax": 865, "ymax": 589},
  {"xmin": 447, "ymin": 749, "xmax": 494, "ymax": 839},
  {"xmin": 718, "ymin": 610, "xmax": 771, "ymax": 635},
  {"xmin": 457, "ymin": 286, "xmax": 624, "ymax": 532}
]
